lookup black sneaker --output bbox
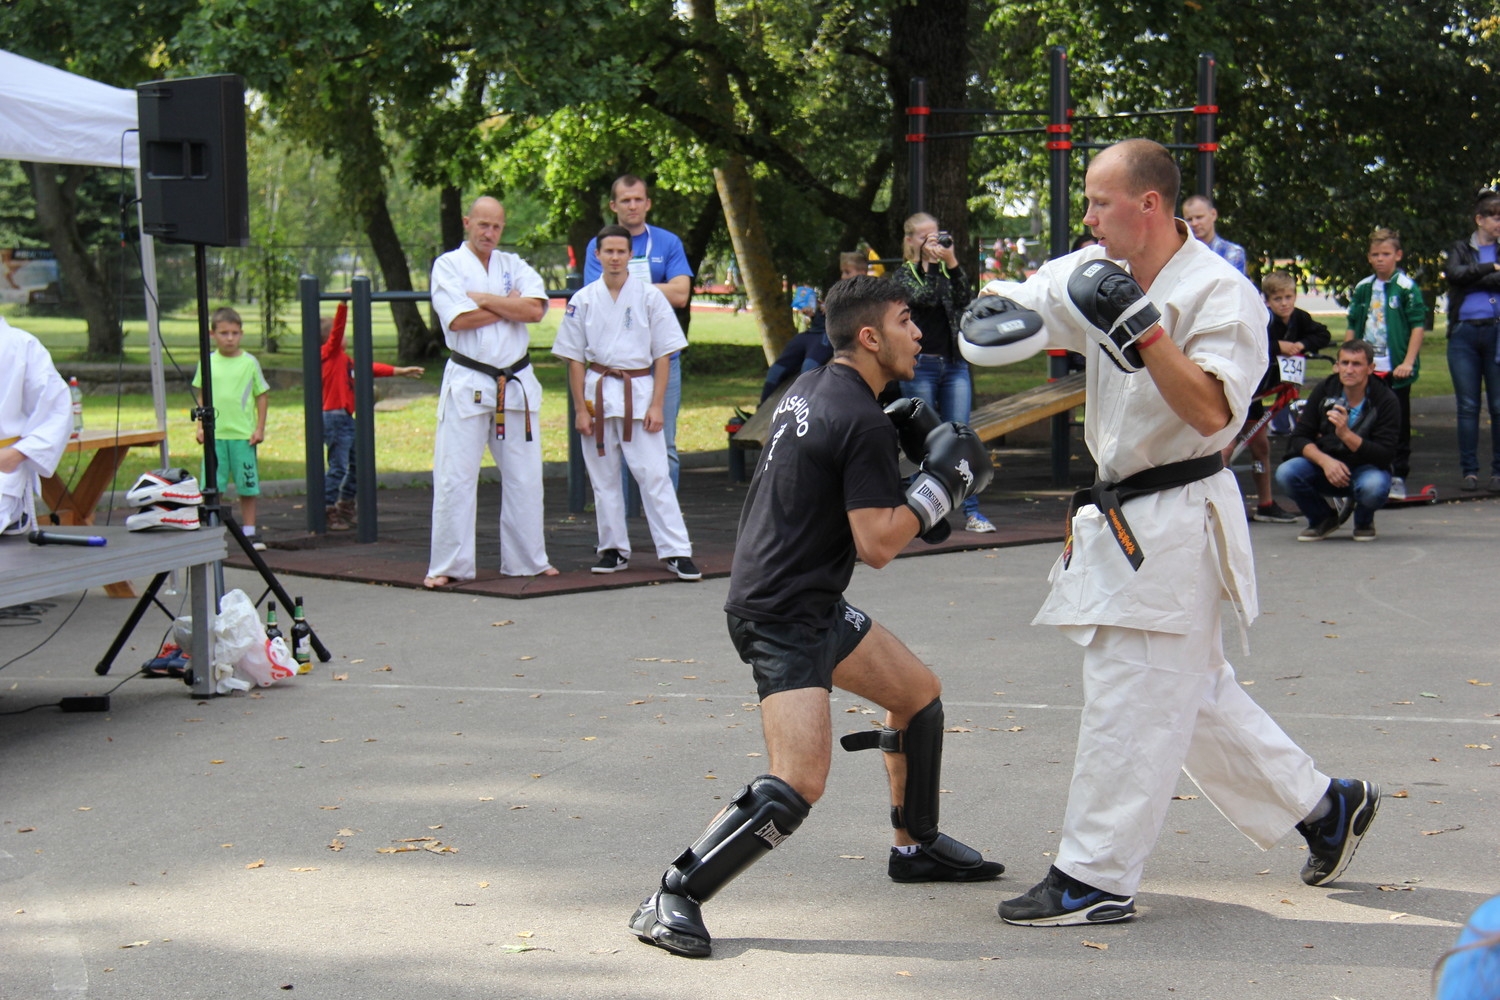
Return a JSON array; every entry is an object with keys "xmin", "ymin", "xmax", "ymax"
[
  {"xmin": 665, "ymin": 556, "xmax": 702, "ymax": 581},
  {"xmin": 1251, "ymin": 502, "xmax": 1298, "ymax": 523},
  {"xmin": 887, "ymin": 834, "xmax": 1004, "ymax": 883},
  {"xmin": 629, "ymin": 889, "xmax": 711, "ymax": 958},
  {"xmin": 1296, "ymin": 778, "xmax": 1380, "ymax": 886},
  {"xmin": 591, "ymin": 549, "xmax": 629, "ymax": 574},
  {"xmin": 1297, "ymin": 516, "xmax": 1339, "ymax": 542},
  {"xmin": 999, "ymin": 865, "xmax": 1136, "ymax": 926}
]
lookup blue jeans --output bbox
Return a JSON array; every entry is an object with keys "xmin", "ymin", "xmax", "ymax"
[
  {"xmin": 1447, "ymin": 320, "xmax": 1500, "ymax": 477},
  {"xmin": 901, "ymin": 353, "xmax": 981, "ymax": 518},
  {"xmin": 323, "ymin": 409, "xmax": 356, "ymax": 505},
  {"xmin": 1274, "ymin": 456, "xmax": 1389, "ymax": 529}
]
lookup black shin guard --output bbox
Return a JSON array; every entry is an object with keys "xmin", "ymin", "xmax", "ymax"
[
  {"xmin": 840, "ymin": 696, "xmax": 945, "ymax": 840},
  {"xmin": 634, "ymin": 774, "xmax": 810, "ymax": 956},
  {"xmin": 840, "ymin": 697, "xmax": 1000, "ymax": 880}
]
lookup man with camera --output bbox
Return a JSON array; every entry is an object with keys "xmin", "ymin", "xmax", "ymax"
[
  {"xmin": 1274, "ymin": 339, "xmax": 1399, "ymax": 541},
  {"xmin": 892, "ymin": 212, "xmax": 997, "ymax": 532}
]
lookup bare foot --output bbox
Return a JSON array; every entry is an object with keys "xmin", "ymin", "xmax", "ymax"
[
  {"xmin": 540, "ymin": 566, "xmax": 560, "ymax": 577},
  {"xmin": 423, "ymin": 575, "xmax": 452, "ymax": 590}
]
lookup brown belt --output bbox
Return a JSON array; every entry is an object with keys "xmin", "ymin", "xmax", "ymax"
[{"xmin": 588, "ymin": 362, "xmax": 652, "ymax": 455}]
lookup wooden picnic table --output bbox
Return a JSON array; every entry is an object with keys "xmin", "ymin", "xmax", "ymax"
[{"xmin": 40, "ymin": 427, "xmax": 170, "ymax": 596}]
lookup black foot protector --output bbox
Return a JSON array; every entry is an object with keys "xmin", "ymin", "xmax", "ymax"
[
  {"xmin": 629, "ymin": 774, "xmax": 811, "ymax": 958},
  {"xmin": 841, "ymin": 697, "xmax": 1005, "ymax": 882}
]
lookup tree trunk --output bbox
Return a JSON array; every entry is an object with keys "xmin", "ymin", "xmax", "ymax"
[
  {"xmin": 365, "ymin": 198, "xmax": 434, "ymax": 362},
  {"xmin": 689, "ymin": 0, "xmax": 794, "ymax": 361},
  {"xmin": 887, "ymin": 0, "xmax": 974, "ymax": 285},
  {"xmin": 714, "ymin": 157, "xmax": 794, "ymax": 362},
  {"xmin": 23, "ymin": 162, "xmax": 122, "ymax": 358},
  {"xmin": 340, "ymin": 103, "xmax": 436, "ymax": 363}
]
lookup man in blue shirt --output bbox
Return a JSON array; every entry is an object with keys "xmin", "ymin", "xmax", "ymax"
[
  {"xmin": 584, "ymin": 175, "xmax": 695, "ymax": 491},
  {"xmin": 1183, "ymin": 194, "xmax": 1247, "ymax": 275}
]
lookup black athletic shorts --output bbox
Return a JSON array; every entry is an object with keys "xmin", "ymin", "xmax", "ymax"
[{"xmin": 727, "ymin": 601, "xmax": 872, "ymax": 700}]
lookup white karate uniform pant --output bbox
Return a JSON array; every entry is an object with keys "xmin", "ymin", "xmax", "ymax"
[
  {"xmin": 428, "ymin": 404, "xmax": 550, "ymax": 579},
  {"xmin": 581, "ymin": 418, "xmax": 691, "ymax": 561},
  {"xmin": 1054, "ymin": 544, "xmax": 1329, "ymax": 898}
]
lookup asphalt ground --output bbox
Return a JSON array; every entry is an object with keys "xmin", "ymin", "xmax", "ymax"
[{"xmin": 1, "ymin": 396, "xmax": 1497, "ymax": 999}]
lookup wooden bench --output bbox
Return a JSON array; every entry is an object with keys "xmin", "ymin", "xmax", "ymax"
[
  {"xmin": 731, "ymin": 372, "xmax": 1087, "ymax": 478},
  {"xmin": 969, "ymin": 371, "xmax": 1086, "ymax": 443}
]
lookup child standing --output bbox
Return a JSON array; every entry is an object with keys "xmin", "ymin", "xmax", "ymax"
[
  {"xmin": 1345, "ymin": 228, "xmax": 1426, "ymax": 499},
  {"xmin": 1242, "ymin": 271, "xmax": 1332, "ymax": 522},
  {"xmin": 319, "ymin": 301, "xmax": 424, "ymax": 530},
  {"xmin": 192, "ymin": 307, "xmax": 270, "ymax": 549},
  {"xmin": 553, "ymin": 224, "xmax": 701, "ymax": 581}
]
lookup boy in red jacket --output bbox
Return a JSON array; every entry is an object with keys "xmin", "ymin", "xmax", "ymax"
[{"xmin": 321, "ymin": 302, "xmax": 423, "ymax": 529}]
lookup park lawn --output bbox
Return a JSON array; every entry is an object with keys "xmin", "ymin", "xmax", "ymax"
[{"xmin": 34, "ymin": 303, "xmax": 1456, "ymax": 503}]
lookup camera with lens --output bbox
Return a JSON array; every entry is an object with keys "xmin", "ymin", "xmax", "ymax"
[
  {"xmin": 1320, "ymin": 393, "xmax": 1348, "ymax": 414},
  {"xmin": 935, "ymin": 231, "xmax": 954, "ymax": 248}
]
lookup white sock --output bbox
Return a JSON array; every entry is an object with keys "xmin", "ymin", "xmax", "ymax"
[{"xmin": 893, "ymin": 844, "xmax": 920, "ymax": 856}]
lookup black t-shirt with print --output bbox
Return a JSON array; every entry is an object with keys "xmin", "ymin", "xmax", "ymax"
[{"xmin": 724, "ymin": 362, "xmax": 904, "ymax": 627}]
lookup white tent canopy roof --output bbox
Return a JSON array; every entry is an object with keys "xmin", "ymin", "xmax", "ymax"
[{"xmin": 0, "ymin": 49, "xmax": 139, "ymax": 169}]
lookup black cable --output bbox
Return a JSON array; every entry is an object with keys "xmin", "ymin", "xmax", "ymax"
[{"xmin": 0, "ymin": 590, "xmax": 89, "ymax": 673}]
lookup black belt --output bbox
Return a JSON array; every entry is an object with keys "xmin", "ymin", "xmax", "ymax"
[
  {"xmin": 1458, "ymin": 318, "xmax": 1500, "ymax": 327},
  {"xmin": 449, "ymin": 351, "xmax": 532, "ymax": 441},
  {"xmin": 1063, "ymin": 453, "xmax": 1224, "ymax": 571}
]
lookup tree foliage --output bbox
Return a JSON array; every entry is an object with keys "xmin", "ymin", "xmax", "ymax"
[{"xmin": 984, "ymin": 0, "xmax": 1500, "ymax": 309}]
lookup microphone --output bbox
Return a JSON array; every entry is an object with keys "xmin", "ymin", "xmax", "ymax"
[{"xmin": 28, "ymin": 530, "xmax": 107, "ymax": 547}]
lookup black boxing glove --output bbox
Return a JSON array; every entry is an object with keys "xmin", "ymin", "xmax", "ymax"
[
  {"xmin": 904, "ymin": 422, "xmax": 994, "ymax": 534},
  {"xmin": 884, "ymin": 396, "xmax": 942, "ymax": 465},
  {"xmin": 1066, "ymin": 259, "xmax": 1162, "ymax": 373}
]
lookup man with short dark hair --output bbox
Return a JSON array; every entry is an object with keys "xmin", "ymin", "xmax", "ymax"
[
  {"xmin": 585, "ymin": 175, "xmax": 694, "ymax": 490},
  {"xmin": 628, "ymin": 275, "xmax": 1003, "ymax": 959},
  {"xmin": 1275, "ymin": 339, "xmax": 1399, "ymax": 541}
]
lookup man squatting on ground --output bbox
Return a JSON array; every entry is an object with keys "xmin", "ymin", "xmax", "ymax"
[
  {"xmin": 425, "ymin": 196, "xmax": 557, "ymax": 588},
  {"xmin": 963, "ymin": 138, "xmax": 1379, "ymax": 926},
  {"xmin": 629, "ymin": 275, "xmax": 1004, "ymax": 958},
  {"xmin": 553, "ymin": 224, "xmax": 701, "ymax": 581}
]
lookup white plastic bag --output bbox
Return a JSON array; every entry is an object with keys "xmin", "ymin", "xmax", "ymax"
[{"xmin": 213, "ymin": 589, "xmax": 298, "ymax": 689}]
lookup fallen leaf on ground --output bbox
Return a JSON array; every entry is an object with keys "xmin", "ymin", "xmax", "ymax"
[
  {"xmin": 377, "ymin": 846, "xmax": 419, "ymax": 854},
  {"xmin": 328, "ymin": 839, "xmax": 345, "ymax": 851},
  {"xmin": 1467, "ymin": 679, "xmax": 1492, "ymax": 686},
  {"xmin": 332, "ymin": 673, "xmax": 348, "ymax": 681},
  {"xmin": 490, "ymin": 621, "xmax": 514, "ymax": 627},
  {"xmin": 1005, "ymin": 726, "xmax": 1024, "ymax": 732},
  {"xmin": 288, "ymin": 867, "xmax": 318, "ymax": 872},
  {"xmin": 1392, "ymin": 790, "xmax": 1409, "ymax": 798},
  {"xmin": 245, "ymin": 859, "xmax": 265, "ymax": 869},
  {"xmin": 349, "ymin": 659, "xmax": 364, "ymax": 664},
  {"xmin": 839, "ymin": 855, "xmax": 866, "ymax": 860},
  {"xmin": 1083, "ymin": 940, "xmax": 1108, "ymax": 951},
  {"xmin": 1464, "ymin": 744, "xmax": 1492, "ymax": 750},
  {"xmin": 895, "ymin": 971, "xmax": 912, "ymax": 977},
  {"xmin": 516, "ymin": 931, "xmax": 534, "ymax": 939},
  {"xmin": 319, "ymin": 739, "xmax": 341, "ymax": 744},
  {"xmin": 1420, "ymin": 692, "xmax": 1440, "ymax": 699},
  {"xmin": 120, "ymin": 941, "xmax": 150, "ymax": 949},
  {"xmin": 1422, "ymin": 825, "xmax": 1465, "ymax": 836}
]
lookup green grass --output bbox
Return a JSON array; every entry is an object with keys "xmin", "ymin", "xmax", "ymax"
[{"xmin": 16, "ymin": 301, "xmax": 1456, "ymax": 502}]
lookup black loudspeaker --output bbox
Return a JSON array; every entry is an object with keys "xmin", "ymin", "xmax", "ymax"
[{"xmin": 136, "ymin": 75, "xmax": 250, "ymax": 247}]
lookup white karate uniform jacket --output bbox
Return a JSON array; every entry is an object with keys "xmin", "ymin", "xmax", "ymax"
[
  {"xmin": 0, "ymin": 319, "xmax": 72, "ymax": 533},
  {"xmin": 551, "ymin": 276, "xmax": 687, "ymax": 418},
  {"xmin": 989, "ymin": 229, "xmax": 1264, "ymax": 636}
]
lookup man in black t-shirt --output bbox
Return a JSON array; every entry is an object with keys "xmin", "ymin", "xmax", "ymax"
[{"xmin": 629, "ymin": 276, "xmax": 1005, "ymax": 959}]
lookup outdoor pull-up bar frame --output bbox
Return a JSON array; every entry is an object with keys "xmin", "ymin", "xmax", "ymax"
[{"xmin": 906, "ymin": 46, "xmax": 1219, "ymax": 483}]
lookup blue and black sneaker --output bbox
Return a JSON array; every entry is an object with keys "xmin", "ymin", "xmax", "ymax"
[
  {"xmin": 1296, "ymin": 778, "xmax": 1380, "ymax": 886},
  {"xmin": 999, "ymin": 865, "xmax": 1136, "ymax": 926}
]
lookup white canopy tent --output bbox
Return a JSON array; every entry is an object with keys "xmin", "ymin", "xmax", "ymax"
[{"xmin": 0, "ymin": 49, "xmax": 169, "ymax": 461}]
